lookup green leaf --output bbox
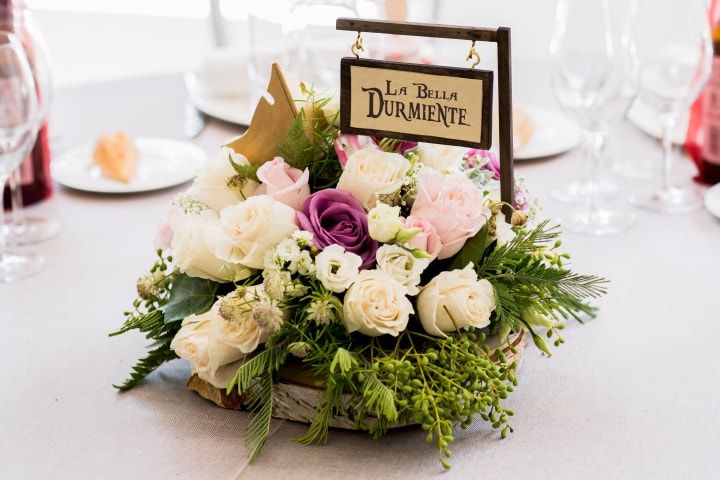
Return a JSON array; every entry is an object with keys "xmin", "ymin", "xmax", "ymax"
[
  {"xmin": 449, "ymin": 224, "xmax": 489, "ymax": 270},
  {"xmin": 160, "ymin": 274, "xmax": 219, "ymax": 324},
  {"xmin": 113, "ymin": 343, "xmax": 178, "ymax": 391}
]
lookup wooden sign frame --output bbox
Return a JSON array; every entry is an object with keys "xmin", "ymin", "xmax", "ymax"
[
  {"xmin": 340, "ymin": 58, "xmax": 494, "ymax": 149},
  {"xmin": 336, "ymin": 18, "xmax": 515, "ymax": 215}
]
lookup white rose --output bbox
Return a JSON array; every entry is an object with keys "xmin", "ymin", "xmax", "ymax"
[
  {"xmin": 169, "ymin": 208, "xmax": 252, "ymax": 282},
  {"xmin": 417, "ymin": 263, "xmax": 496, "ymax": 337},
  {"xmin": 367, "ymin": 203, "xmax": 404, "ymax": 243},
  {"xmin": 315, "ymin": 244, "xmax": 362, "ymax": 293},
  {"xmin": 187, "ymin": 147, "xmax": 258, "ymax": 213},
  {"xmin": 211, "ymin": 285, "xmax": 272, "ymax": 355},
  {"xmin": 343, "ymin": 270, "xmax": 413, "ymax": 336},
  {"xmin": 375, "ymin": 244, "xmax": 430, "ymax": 296},
  {"xmin": 171, "ymin": 311, "xmax": 246, "ymax": 388},
  {"xmin": 337, "ymin": 146, "xmax": 410, "ymax": 208},
  {"xmin": 417, "ymin": 143, "xmax": 466, "ymax": 172},
  {"xmin": 208, "ymin": 195, "xmax": 298, "ymax": 270}
]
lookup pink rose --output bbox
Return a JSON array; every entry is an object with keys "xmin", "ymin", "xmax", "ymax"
[
  {"xmin": 254, "ymin": 157, "xmax": 310, "ymax": 210},
  {"xmin": 410, "ymin": 171, "xmax": 491, "ymax": 260},
  {"xmin": 153, "ymin": 205, "xmax": 183, "ymax": 250},
  {"xmin": 404, "ymin": 215, "xmax": 442, "ymax": 260},
  {"xmin": 333, "ymin": 134, "xmax": 379, "ymax": 167}
]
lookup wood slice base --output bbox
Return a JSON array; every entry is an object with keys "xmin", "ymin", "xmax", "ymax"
[{"xmin": 187, "ymin": 330, "xmax": 527, "ymax": 430}]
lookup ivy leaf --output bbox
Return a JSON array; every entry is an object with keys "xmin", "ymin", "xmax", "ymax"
[
  {"xmin": 449, "ymin": 224, "xmax": 489, "ymax": 270},
  {"xmin": 161, "ymin": 274, "xmax": 219, "ymax": 324}
]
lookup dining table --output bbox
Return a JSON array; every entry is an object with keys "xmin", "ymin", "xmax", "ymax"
[{"xmin": 1, "ymin": 71, "xmax": 719, "ymax": 480}]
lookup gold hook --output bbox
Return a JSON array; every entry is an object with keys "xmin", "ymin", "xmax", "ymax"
[
  {"xmin": 466, "ymin": 40, "xmax": 480, "ymax": 69},
  {"xmin": 351, "ymin": 31, "xmax": 364, "ymax": 59}
]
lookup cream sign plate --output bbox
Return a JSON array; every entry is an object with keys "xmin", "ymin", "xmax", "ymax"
[{"xmin": 340, "ymin": 58, "xmax": 493, "ymax": 149}]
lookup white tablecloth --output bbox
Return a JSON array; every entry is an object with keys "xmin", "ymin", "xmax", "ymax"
[{"xmin": 1, "ymin": 74, "xmax": 719, "ymax": 480}]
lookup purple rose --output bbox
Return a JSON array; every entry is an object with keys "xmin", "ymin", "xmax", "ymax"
[{"xmin": 297, "ymin": 189, "xmax": 378, "ymax": 268}]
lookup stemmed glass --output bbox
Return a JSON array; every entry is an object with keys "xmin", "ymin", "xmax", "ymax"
[
  {"xmin": 0, "ymin": 31, "xmax": 43, "ymax": 282},
  {"xmin": 550, "ymin": 0, "xmax": 640, "ymax": 235},
  {"xmin": 629, "ymin": 0, "xmax": 712, "ymax": 213},
  {"xmin": 1, "ymin": 5, "xmax": 58, "ymax": 244}
]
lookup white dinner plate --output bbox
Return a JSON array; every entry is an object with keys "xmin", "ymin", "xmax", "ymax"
[
  {"xmin": 704, "ymin": 183, "xmax": 720, "ymax": 219},
  {"xmin": 627, "ymin": 100, "xmax": 689, "ymax": 145},
  {"xmin": 52, "ymin": 138, "xmax": 208, "ymax": 194},
  {"xmin": 513, "ymin": 106, "xmax": 582, "ymax": 160},
  {"xmin": 188, "ymin": 81, "xmax": 254, "ymax": 126}
]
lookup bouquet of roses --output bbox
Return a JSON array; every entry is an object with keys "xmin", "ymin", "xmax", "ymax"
[{"xmin": 112, "ymin": 87, "xmax": 606, "ymax": 468}]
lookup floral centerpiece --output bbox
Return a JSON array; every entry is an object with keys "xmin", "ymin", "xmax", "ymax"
[{"xmin": 112, "ymin": 85, "xmax": 606, "ymax": 469}]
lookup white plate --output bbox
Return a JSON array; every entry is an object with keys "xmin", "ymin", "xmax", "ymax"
[
  {"xmin": 52, "ymin": 138, "xmax": 207, "ymax": 194},
  {"xmin": 188, "ymin": 82, "xmax": 253, "ymax": 126},
  {"xmin": 627, "ymin": 100, "xmax": 689, "ymax": 144},
  {"xmin": 704, "ymin": 183, "xmax": 720, "ymax": 219},
  {"xmin": 514, "ymin": 106, "xmax": 581, "ymax": 160}
]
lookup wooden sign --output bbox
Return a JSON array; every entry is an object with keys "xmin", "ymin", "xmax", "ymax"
[
  {"xmin": 340, "ymin": 58, "xmax": 493, "ymax": 149},
  {"xmin": 336, "ymin": 18, "xmax": 515, "ymax": 217}
]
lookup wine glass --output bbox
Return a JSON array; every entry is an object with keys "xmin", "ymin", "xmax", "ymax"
[
  {"xmin": 0, "ymin": 5, "xmax": 58, "ymax": 244},
  {"xmin": 550, "ymin": 0, "xmax": 640, "ymax": 235},
  {"xmin": 0, "ymin": 31, "xmax": 43, "ymax": 282},
  {"xmin": 629, "ymin": 0, "xmax": 712, "ymax": 213}
]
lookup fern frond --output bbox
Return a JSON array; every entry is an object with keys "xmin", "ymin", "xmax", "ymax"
[
  {"xmin": 361, "ymin": 373, "xmax": 398, "ymax": 422},
  {"xmin": 113, "ymin": 343, "xmax": 177, "ymax": 391},
  {"xmin": 329, "ymin": 347, "xmax": 358, "ymax": 375},
  {"xmin": 294, "ymin": 379, "xmax": 342, "ymax": 445},
  {"xmin": 244, "ymin": 373, "xmax": 274, "ymax": 461},
  {"xmin": 226, "ymin": 345, "xmax": 287, "ymax": 395}
]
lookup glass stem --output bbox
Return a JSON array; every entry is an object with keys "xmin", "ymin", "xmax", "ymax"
[
  {"xmin": 0, "ymin": 173, "xmax": 9, "ymax": 262},
  {"xmin": 583, "ymin": 130, "xmax": 607, "ymax": 213},
  {"xmin": 659, "ymin": 113, "xmax": 676, "ymax": 193},
  {"xmin": 9, "ymin": 167, "xmax": 26, "ymax": 231}
]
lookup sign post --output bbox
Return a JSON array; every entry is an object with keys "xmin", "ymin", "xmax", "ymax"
[{"xmin": 336, "ymin": 18, "xmax": 514, "ymax": 215}]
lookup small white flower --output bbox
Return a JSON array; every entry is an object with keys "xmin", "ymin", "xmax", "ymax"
[
  {"xmin": 289, "ymin": 250, "xmax": 316, "ymax": 277},
  {"xmin": 251, "ymin": 301, "xmax": 285, "ymax": 333},
  {"xmin": 292, "ymin": 230, "xmax": 314, "ymax": 248},
  {"xmin": 375, "ymin": 244, "xmax": 430, "ymax": 296},
  {"xmin": 276, "ymin": 237, "xmax": 301, "ymax": 262},
  {"xmin": 262, "ymin": 269, "xmax": 292, "ymax": 301},
  {"xmin": 367, "ymin": 203, "xmax": 404, "ymax": 243},
  {"xmin": 315, "ymin": 244, "xmax": 363, "ymax": 293},
  {"xmin": 306, "ymin": 298, "xmax": 337, "ymax": 326}
]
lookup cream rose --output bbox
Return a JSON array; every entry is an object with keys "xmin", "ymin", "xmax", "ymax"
[
  {"xmin": 187, "ymin": 147, "xmax": 258, "ymax": 212},
  {"xmin": 169, "ymin": 208, "xmax": 251, "ymax": 282},
  {"xmin": 375, "ymin": 244, "xmax": 430, "ymax": 296},
  {"xmin": 417, "ymin": 143, "xmax": 466, "ymax": 172},
  {"xmin": 343, "ymin": 270, "xmax": 413, "ymax": 336},
  {"xmin": 417, "ymin": 264, "xmax": 496, "ymax": 337},
  {"xmin": 367, "ymin": 203, "xmax": 404, "ymax": 243},
  {"xmin": 254, "ymin": 156, "xmax": 310, "ymax": 210},
  {"xmin": 315, "ymin": 244, "xmax": 362, "ymax": 293},
  {"xmin": 171, "ymin": 311, "xmax": 246, "ymax": 388},
  {"xmin": 208, "ymin": 195, "xmax": 298, "ymax": 270},
  {"xmin": 337, "ymin": 146, "xmax": 410, "ymax": 208},
  {"xmin": 212, "ymin": 285, "xmax": 273, "ymax": 355}
]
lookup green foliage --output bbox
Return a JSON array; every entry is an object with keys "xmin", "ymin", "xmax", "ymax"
[
  {"xmin": 449, "ymin": 224, "xmax": 489, "ymax": 270},
  {"xmin": 228, "ymin": 153, "xmax": 259, "ymax": 182},
  {"xmin": 329, "ymin": 347, "xmax": 358, "ymax": 374},
  {"xmin": 275, "ymin": 94, "xmax": 341, "ymax": 191},
  {"xmin": 479, "ymin": 221, "xmax": 608, "ymax": 347},
  {"xmin": 244, "ymin": 373, "xmax": 274, "ymax": 461},
  {"xmin": 227, "ymin": 345, "xmax": 287, "ymax": 395},
  {"xmin": 161, "ymin": 274, "xmax": 219, "ymax": 324},
  {"xmin": 112, "ymin": 341, "xmax": 178, "ymax": 391},
  {"xmin": 111, "ymin": 251, "xmax": 181, "ymax": 390},
  {"xmin": 361, "ymin": 373, "xmax": 398, "ymax": 423}
]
